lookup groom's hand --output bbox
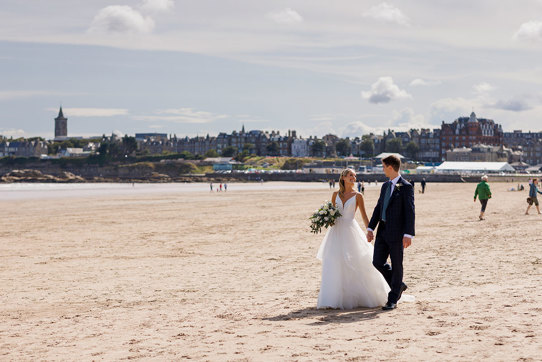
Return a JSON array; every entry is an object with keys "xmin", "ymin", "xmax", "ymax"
[
  {"xmin": 367, "ymin": 230, "xmax": 374, "ymax": 243},
  {"xmin": 403, "ymin": 236, "xmax": 412, "ymax": 248}
]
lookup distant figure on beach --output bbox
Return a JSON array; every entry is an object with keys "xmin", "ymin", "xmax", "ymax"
[
  {"xmin": 210, "ymin": 182, "xmax": 213, "ymax": 192},
  {"xmin": 220, "ymin": 183, "xmax": 223, "ymax": 192},
  {"xmin": 329, "ymin": 180, "xmax": 333, "ymax": 189},
  {"xmin": 332, "ymin": 179, "xmax": 336, "ymax": 188},
  {"xmin": 421, "ymin": 178, "xmax": 426, "ymax": 194},
  {"xmin": 357, "ymin": 181, "xmax": 362, "ymax": 193},
  {"xmin": 525, "ymin": 178, "xmax": 542, "ymax": 215},
  {"xmin": 224, "ymin": 183, "xmax": 227, "ymax": 192},
  {"xmin": 474, "ymin": 175, "xmax": 492, "ymax": 220},
  {"xmin": 317, "ymin": 168, "xmax": 390, "ymax": 309}
]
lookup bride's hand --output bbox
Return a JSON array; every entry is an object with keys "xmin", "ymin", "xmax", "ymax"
[{"xmin": 367, "ymin": 230, "xmax": 374, "ymax": 243}]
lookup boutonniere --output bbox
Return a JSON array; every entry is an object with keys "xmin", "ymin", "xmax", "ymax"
[{"xmin": 394, "ymin": 183, "xmax": 402, "ymax": 192}]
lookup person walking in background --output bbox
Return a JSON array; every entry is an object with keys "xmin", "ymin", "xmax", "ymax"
[
  {"xmin": 210, "ymin": 182, "xmax": 213, "ymax": 192},
  {"xmin": 421, "ymin": 178, "xmax": 426, "ymax": 194},
  {"xmin": 525, "ymin": 178, "xmax": 542, "ymax": 215},
  {"xmin": 329, "ymin": 180, "xmax": 333, "ymax": 189},
  {"xmin": 224, "ymin": 183, "xmax": 228, "ymax": 192},
  {"xmin": 357, "ymin": 181, "xmax": 362, "ymax": 193},
  {"xmin": 361, "ymin": 181, "xmax": 365, "ymax": 195},
  {"xmin": 219, "ymin": 183, "xmax": 223, "ymax": 192},
  {"xmin": 474, "ymin": 175, "xmax": 492, "ymax": 220}
]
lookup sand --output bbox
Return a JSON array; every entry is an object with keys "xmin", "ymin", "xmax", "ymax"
[{"xmin": 1, "ymin": 182, "xmax": 541, "ymax": 361}]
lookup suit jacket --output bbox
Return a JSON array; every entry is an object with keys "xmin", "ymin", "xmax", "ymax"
[{"xmin": 368, "ymin": 176, "xmax": 415, "ymax": 242}]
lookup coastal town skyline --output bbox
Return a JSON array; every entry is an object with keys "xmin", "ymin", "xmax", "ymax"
[
  {"xmin": 2, "ymin": 1, "xmax": 542, "ymax": 139},
  {"xmin": 2, "ymin": 106, "xmax": 542, "ymax": 141}
]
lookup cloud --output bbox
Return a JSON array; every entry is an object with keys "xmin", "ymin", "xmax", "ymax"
[
  {"xmin": 362, "ymin": 77, "xmax": 411, "ymax": 104},
  {"xmin": 135, "ymin": 107, "xmax": 228, "ymax": 123},
  {"xmin": 363, "ymin": 2, "xmax": 410, "ymax": 26},
  {"xmin": 473, "ymin": 82, "xmax": 494, "ymax": 94},
  {"xmin": 392, "ymin": 108, "xmax": 430, "ymax": 129},
  {"xmin": 342, "ymin": 121, "xmax": 378, "ymax": 137},
  {"xmin": 140, "ymin": 0, "xmax": 175, "ymax": 13},
  {"xmin": 267, "ymin": 8, "xmax": 303, "ymax": 24},
  {"xmin": 514, "ymin": 20, "xmax": 542, "ymax": 41},
  {"xmin": 430, "ymin": 97, "xmax": 473, "ymax": 122},
  {"xmin": 409, "ymin": 78, "xmax": 441, "ymax": 87},
  {"xmin": 491, "ymin": 99, "xmax": 532, "ymax": 112},
  {"xmin": 0, "ymin": 128, "xmax": 26, "ymax": 137},
  {"xmin": 88, "ymin": 5, "xmax": 155, "ymax": 34},
  {"xmin": 45, "ymin": 108, "xmax": 129, "ymax": 117}
]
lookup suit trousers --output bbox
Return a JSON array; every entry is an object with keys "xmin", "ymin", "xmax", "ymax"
[{"xmin": 372, "ymin": 221, "xmax": 404, "ymax": 304}]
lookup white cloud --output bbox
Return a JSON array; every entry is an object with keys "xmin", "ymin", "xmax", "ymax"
[
  {"xmin": 362, "ymin": 77, "xmax": 411, "ymax": 104},
  {"xmin": 0, "ymin": 128, "xmax": 26, "ymax": 137},
  {"xmin": 514, "ymin": 20, "xmax": 542, "ymax": 41},
  {"xmin": 430, "ymin": 97, "xmax": 474, "ymax": 122},
  {"xmin": 267, "ymin": 8, "xmax": 303, "ymax": 24},
  {"xmin": 88, "ymin": 6, "xmax": 155, "ymax": 34},
  {"xmin": 473, "ymin": 82, "xmax": 494, "ymax": 94},
  {"xmin": 491, "ymin": 99, "xmax": 532, "ymax": 112},
  {"xmin": 363, "ymin": 2, "xmax": 410, "ymax": 26},
  {"xmin": 342, "ymin": 121, "xmax": 378, "ymax": 137},
  {"xmin": 135, "ymin": 107, "xmax": 228, "ymax": 124},
  {"xmin": 409, "ymin": 78, "xmax": 441, "ymax": 87},
  {"xmin": 140, "ymin": 0, "xmax": 175, "ymax": 13},
  {"xmin": 392, "ymin": 108, "xmax": 429, "ymax": 129},
  {"xmin": 45, "ymin": 108, "xmax": 129, "ymax": 117}
]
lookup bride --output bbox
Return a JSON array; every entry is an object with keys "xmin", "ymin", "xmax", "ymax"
[{"xmin": 317, "ymin": 168, "xmax": 390, "ymax": 309}]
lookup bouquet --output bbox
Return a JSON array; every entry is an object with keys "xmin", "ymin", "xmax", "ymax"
[{"xmin": 309, "ymin": 200, "xmax": 342, "ymax": 234}]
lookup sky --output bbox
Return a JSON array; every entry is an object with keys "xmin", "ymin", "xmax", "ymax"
[{"xmin": 1, "ymin": 0, "xmax": 542, "ymax": 139}]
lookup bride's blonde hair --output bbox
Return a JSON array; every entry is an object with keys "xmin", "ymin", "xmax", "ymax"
[{"xmin": 339, "ymin": 168, "xmax": 356, "ymax": 196}]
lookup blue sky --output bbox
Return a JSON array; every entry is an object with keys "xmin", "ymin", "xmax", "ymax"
[{"xmin": 1, "ymin": 0, "xmax": 542, "ymax": 139}]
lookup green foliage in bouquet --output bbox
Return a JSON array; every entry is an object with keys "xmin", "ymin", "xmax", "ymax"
[{"xmin": 309, "ymin": 201, "xmax": 342, "ymax": 234}]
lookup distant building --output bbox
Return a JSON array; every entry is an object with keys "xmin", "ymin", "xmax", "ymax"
[
  {"xmin": 440, "ymin": 112, "xmax": 503, "ymax": 159},
  {"xmin": 291, "ymin": 138, "xmax": 309, "ymax": 157},
  {"xmin": 503, "ymin": 130, "xmax": 542, "ymax": 165},
  {"xmin": 135, "ymin": 133, "xmax": 168, "ymax": 142},
  {"xmin": 54, "ymin": 107, "xmax": 68, "ymax": 140},
  {"xmin": 0, "ymin": 139, "xmax": 48, "ymax": 157}
]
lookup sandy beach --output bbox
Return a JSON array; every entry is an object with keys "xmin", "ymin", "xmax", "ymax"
[{"xmin": 1, "ymin": 181, "xmax": 541, "ymax": 360}]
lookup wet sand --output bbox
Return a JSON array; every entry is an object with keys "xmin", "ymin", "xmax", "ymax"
[{"xmin": 1, "ymin": 182, "xmax": 540, "ymax": 360}]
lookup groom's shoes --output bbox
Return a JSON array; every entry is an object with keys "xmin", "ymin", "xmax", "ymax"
[
  {"xmin": 382, "ymin": 302, "xmax": 397, "ymax": 310},
  {"xmin": 398, "ymin": 282, "xmax": 408, "ymax": 301}
]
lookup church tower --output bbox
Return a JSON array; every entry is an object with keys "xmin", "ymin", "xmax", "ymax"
[{"xmin": 54, "ymin": 106, "xmax": 67, "ymax": 139}]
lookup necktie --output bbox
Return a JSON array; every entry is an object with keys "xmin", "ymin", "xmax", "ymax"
[{"xmin": 381, "ymin": 181, "xmax": 392, "ymax": 222}]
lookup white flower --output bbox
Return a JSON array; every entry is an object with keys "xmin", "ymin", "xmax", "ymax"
[
  {"xmin": 330, "ymin": 209, "xmax": 336, "ymax": 216},
  {"xmin": 324, "ymin": 217, "xmax": 329, "ymax": 221},
  {"xmin": 319, "ymin": 210, "xmax": 325, "ymax": 215}
]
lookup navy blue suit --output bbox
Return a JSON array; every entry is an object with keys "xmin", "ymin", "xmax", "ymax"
[{"xmin": 368, "ymin": 176, "xmax": 415, "ymax": 304}]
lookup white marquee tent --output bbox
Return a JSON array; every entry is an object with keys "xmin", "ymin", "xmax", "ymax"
[{"xmin": 435, "ymin": 162, "xmax": 515, "ymax": 173}]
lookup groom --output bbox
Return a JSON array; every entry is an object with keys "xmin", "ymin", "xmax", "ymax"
[{"xmin": 367, "ymin": 155, "xmax": 415, "ymax": 310}]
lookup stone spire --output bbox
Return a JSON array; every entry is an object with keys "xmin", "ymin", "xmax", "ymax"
[{"xmin": 54, "ymin": 106, "xmax": 68, "ymax": 139}]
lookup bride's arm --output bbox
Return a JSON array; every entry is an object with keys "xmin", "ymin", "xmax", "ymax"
[
  {"xmin": 331, "ymin": 191, "xmax": 338, "ymax": 206},
  {"xmin": 356, "ymin": 193, "xmax": 370, "ymax": 228}
]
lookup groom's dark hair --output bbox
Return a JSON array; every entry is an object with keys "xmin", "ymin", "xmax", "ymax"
[{"xmin": 382, "ymin": 155, "xmax": 401, "ymax": 171}]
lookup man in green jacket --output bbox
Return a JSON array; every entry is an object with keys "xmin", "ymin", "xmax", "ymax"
[{"xmin": 474, "ymin": 175, "xmax": 492, "ymax": 220}]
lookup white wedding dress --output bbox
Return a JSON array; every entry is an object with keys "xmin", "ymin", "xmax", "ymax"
[{"xmin": 317, "ymin": 195, "xmax": 390, "ymax": 309}]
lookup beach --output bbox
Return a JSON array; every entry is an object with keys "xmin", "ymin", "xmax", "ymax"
[{"xmin": 1, "ymin": 181, "xmax": 541, "ymax": 360}]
